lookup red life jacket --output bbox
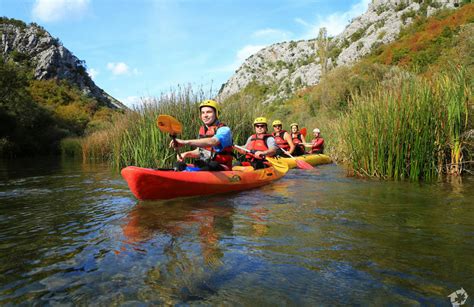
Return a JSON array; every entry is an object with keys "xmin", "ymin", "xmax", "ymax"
[
  {"xmin": 245, "ymin": 133, "xmax": 271, "ymax": 160},
  {"xmin": 310, "ymin": 137, "xmax": 325, "ymax": 154},
  {"xmin": 198, "ymin": 121, "xmax": 233, "ymax": 168},
  {"xmin": 291, "ymin": 132, "xmax": 303, "ymax": 144},
  {"xmin": 272, "ymin": 130, "xmax": 290, "ymax": 150}
]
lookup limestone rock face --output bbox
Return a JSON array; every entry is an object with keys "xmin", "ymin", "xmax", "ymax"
[
  {"xmin": 217, "ymin": 0, "xmax": 459, "ymax": 103},
  {"xmin": 1, "ymin": 22, "xmax": 126, "ymax": 109}
]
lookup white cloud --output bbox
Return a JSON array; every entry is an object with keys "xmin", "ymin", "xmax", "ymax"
[
  {"xmin": 252, "ymin": 28, "xmax": 291, "ymax": 41},
  {"xmin": 209, "ymin": 44, "xmax": 266, "ymax": 73},
  {"xmin": 32, "ymin": 0, "xmax": 90, "ymax": 23},
  {"xmin": 107, "ymin": 62, "xmax": 130, "ymax": 76},
  {"xmin": 236, "ymin": 45, "xmax": 266, "ymax": 63},
  {"xmin": 298, "ymin": 0, "xmax": 370, "ymax": 38},
  {"xmin": 87, "ymin": 68, "xmax": 99, "ymax": 79},
  {"xmin": 121, "ymin": 96, "xmax": 142, "ymax": 109}
]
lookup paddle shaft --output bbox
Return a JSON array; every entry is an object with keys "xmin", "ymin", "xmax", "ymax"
[
  {"xmin": 172, "ymin": 135, "xmax": 183, "ymax": 160},
  {"xmin": 281, "ymin": 148, "xmax": 296, "ymax": 159},
  {"xmin": 234, "ymin": 145, "xmax": 265, "ymax": 159},
  {"xmin": 280, "ymin": 148, "xmax": 314, "ymax": 169}
]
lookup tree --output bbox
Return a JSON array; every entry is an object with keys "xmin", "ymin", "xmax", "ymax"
[{"xmin": 316, "ymin": 27, "xmax": 330, "ymax": 75}]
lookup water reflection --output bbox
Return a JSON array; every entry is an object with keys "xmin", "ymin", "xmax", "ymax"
[
  {"xmin": 122, "ymin": 200, "xmax": 234, "ymax": 262},
  {"xmin": 118, "ymin": 199, "xmax": 236, "ymax": 302}
]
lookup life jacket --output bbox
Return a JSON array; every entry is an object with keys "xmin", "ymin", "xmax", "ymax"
[
  {"xmin": 198, "ymin": 121, "xmax": 233, "ymax": 168},
  {"xmin": 291, "ymin": 132, "xmax": 303, "ymax": 144},
  {"xmin": 272, "ymin": 130, "xmax": 290, "ymax": 150},
  {"xmin": 310, "ymin": 137, "xmax": 325, "ymax": 154},
  {"xmin": 245, "ymin": 133, "xmax": 271, "ymax": 160}
]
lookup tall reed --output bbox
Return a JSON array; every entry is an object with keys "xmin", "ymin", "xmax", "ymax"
[
  {"xmin": 81, "ymin": 86, "xmax": 265, "ymax": 169},
  {"xmin": 334, "ymin": 68, "xmax": 470, "ymax": 181}
]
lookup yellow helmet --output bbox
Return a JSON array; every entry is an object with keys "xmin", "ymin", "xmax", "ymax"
[
  {"xmin": 272, "ymin": 120, "xmax": 282, "ymax": 126},
  {"xmin": 253, "ymin": 117, "xmax": 268, "ymax": 126},
  {"xmin": 290, "ymin": 122, "xmax": 299, "ymax": 128},
  {"xmin": 199, "ymin": 99, "xmax": 220, "ymax": 117}
]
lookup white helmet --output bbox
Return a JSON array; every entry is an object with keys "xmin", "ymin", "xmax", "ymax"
[{"xmin": 313, "ymin": 128, "xmax": 320, "ymax": 133}]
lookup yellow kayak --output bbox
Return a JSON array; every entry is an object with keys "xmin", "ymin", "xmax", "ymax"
[{"xmin": 269, "ymin": 153, "xmax": 331, "ymax": 169}]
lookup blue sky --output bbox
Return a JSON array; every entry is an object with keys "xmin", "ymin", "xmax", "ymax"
[{"xmin": 1, "ymin": 0, "xmax": 369, "ymax": 107}]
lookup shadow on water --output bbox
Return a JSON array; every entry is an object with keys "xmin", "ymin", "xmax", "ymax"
[{"xmin": 0, "ymin": 159, "xmax": 473, "ymax": 305}]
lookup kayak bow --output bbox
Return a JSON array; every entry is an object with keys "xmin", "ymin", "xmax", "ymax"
[{"xmin": 271, "ymin": 153, "xmax": 331, "ymax": 169}]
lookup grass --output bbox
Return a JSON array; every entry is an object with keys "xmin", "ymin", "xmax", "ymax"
[
  {"xmin": 80, "ymin": 86, "xmax": 265, "ymax": 169},
  {"xmin": 333, "ymin": 67, "xmax": 470, "ymax": 181}
]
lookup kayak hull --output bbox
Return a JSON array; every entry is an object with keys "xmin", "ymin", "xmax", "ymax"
[
  {"xmin": 121, "ymin": 165, "xmax": 287, "ymax": 200},
  {"xmin": 278, "ymin": 153, "xmax": 331, "ymax": 169}
]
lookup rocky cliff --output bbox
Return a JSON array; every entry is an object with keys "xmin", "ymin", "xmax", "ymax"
[
  {"xmin": 217, "ymin": 0, "xmax": 460, "ymax": 103},
  {"xmin": 0, "ymin": 19, "xmax": 126, "ymax": 109}
]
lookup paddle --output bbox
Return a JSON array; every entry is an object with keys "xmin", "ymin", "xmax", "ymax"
[
  {"xmin": 233, "ymin": 145, "xmax": 288, "ymax": 174},
  {"xmin": 157, "ymin": 114, "xmax": 183, "ymax": 160},
  {"xmin": 300, "ymin": 127, "xmax": 307, "ymax": 138},
  {"xmin": 280, "ymin": 148, "xmax": 314, "ymax": 170}
]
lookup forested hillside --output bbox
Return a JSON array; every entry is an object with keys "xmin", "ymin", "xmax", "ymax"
[{"xmin": 0, "ymin": 18, "xmax": 124, "ymax": 157}]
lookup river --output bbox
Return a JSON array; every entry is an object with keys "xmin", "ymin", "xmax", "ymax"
[{"xmin": 0, "ymin": 157, "xmax": 473, "ymax": 305}]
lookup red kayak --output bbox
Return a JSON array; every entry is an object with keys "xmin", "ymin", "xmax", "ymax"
[{"xmin": 121, "ymin": 163, "xmax": 288, "ymax": 200}]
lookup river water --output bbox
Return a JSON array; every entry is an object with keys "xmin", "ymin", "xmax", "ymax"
[{"xmin": 0, "ymin": 157, "xmax": 473, "ymax": 305}]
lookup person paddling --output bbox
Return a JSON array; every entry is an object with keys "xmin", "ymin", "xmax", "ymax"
[
  {"xmin": 235, "ymin": 117, "xmax": 278, "ymax": 169},
  {"xmin": 303, "ymin": 128, "xmax": 324, "ymax": 154},
  {"xmin": 271, "ymin": 120, "xmax": 296, "ymax": 156},
  {"xmin": 170, "ymin": 100, "xmax": 234, "ymax": 171},
  {"xmin": 289, "ymin": 123, "xmax": 306, "ymax": 156}
]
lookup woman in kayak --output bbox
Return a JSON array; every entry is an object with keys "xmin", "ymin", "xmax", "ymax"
[
  {"xmin": 289, "ymin": 123, "xmax": 306, "ymax": 156},
  {"xmin": 235, "ymin": 117, "xmax": 278, "ymax": 169},
  {"xmin": 170, "ymin": 99, "xmax": 234, "ymax": 171},
  {"xmin": 271, "ymin": 119, "xmax": 296, "ymax": 156}
]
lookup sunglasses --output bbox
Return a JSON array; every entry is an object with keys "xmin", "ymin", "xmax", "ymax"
[
  {"xmin": 255, "ymin": 124, "xmax": 266, "ymax": 128},
  {"xmin": 273, "ymin": 125, "xmax": 282, "ymax": 128}
]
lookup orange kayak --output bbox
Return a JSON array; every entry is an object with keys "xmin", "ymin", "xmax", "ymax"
[{"xmin": 121, "ymin": 163, "xmax": 288, "ymax": 200}]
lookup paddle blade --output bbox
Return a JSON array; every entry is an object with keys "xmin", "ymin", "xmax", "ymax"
[
  {"xmin": 296, "ymin": 159, "xmax": 314, "ymax": 170},
  {"xmin": 157, "ymin": 115, "xmax": 182, "ymax": 136},
  {"xmin": 266, "ymin": 157, "xmax": 289, "ymax": 174},
  {"xmin": 300, "ymin": 127, "xmax": 307, "ymax": 138}
]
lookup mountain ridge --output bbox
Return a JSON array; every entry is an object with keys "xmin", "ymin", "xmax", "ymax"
[
  {"xmin": 0, "ymin": 18, "xmax": 126, "ymax": 109},
  {"xmin": 217, "ymin": 0, "xmax": 461, "ymax": 103}
]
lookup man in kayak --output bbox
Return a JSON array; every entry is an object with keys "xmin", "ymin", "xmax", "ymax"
[
  {"xmin": 271, "ymin": 120, "xmax": 296, "ymax": 156},
  {"xmin": 303, "ymin": 128, "xmax": 325, "ymax": 154},
  {"xmin": 289, "ymin": 123, "xmax": 306, "ymax": 156},
  {"xmin": 170, "ymin": 99, "xmax": 234, "ymax": 171},
  {"xmin": 235, "ymin": 117, "xmax": 278, "ymax": 169}
]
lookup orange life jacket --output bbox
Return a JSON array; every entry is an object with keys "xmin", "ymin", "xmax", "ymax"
[
  {"xmin": 272, "ymin": 130, "xmax": 290, "ymax": 150},
  {"xmin": 245, "ymin": 133, "xmax": 271, "ymax": 160},
  {"xmin": 198, "ymin": 121, "xmax": 233, "ymax": 168}
]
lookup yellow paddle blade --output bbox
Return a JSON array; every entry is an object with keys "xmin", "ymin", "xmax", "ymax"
[
  {"xmin": 266, "ymin": 157, "xmax": 289, "ymax": 174},
  {"xmin": 157, "ymin": 115, "xmax": 183, "ymax": 136}
]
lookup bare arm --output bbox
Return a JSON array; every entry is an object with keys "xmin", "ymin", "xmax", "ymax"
[
  {"xmin": 284, "ymin": 132, "xmax": 296, "ymax": 154},
  {"xmin": 177, "ymin": 148, "xmax": 200, "ymax": 161},
  {"xmin": 171, "ymin": 136, "xmax": 220, "ymax": 148}
]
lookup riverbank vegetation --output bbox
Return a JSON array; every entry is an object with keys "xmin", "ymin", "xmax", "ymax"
[
  {"xmin": 0, "ymin": 57, "xmax": 120, "ymax": 157},
  {"xmin": 78, "ymin": 87, "xmax": 265, "ymax": 169}
]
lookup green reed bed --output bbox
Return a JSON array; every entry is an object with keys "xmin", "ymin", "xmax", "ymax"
[
  {"xmin": 336, "ymin": 68, "xmax": 470, "ymax": 181},
  {"xmin": 81, "ymin": 86, "xmax": 265, "ymax": 169}
]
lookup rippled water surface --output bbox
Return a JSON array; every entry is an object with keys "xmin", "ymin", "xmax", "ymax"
[{"xmin": 0, "ymin": 157, "xmax": 473, "ymax": 305}]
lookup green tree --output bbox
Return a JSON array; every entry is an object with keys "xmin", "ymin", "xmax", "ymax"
[{"xmin": 316, "ymin": 27, "xmax": 330, "ymax": 75}]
